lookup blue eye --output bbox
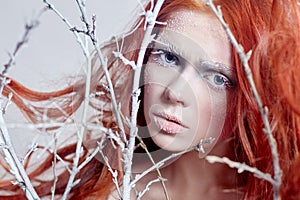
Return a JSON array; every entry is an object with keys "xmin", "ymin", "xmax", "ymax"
[
  {"xmin": 164, "ymin": 52, "xmax": 177, "ymax": 64},
  {"xmin": 213, "ymin": 75, "xmax": 226, "ymax": 85},
  {"xmin": 152, "ymin": 49, "xmax": 180, "ymax": 68},
  {"xmin": 203, "ymin": 73, "xmax": 232, "ymax": 90}
]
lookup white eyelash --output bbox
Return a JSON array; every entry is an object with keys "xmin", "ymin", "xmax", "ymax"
[{"xmin": 151, "ymin": 50, "xmax": 164, "ymax": 55}]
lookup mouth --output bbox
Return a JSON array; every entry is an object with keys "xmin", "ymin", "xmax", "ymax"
[{"xmin": 153, "ymin": 112, "xmax": 188, "ymax": 135}]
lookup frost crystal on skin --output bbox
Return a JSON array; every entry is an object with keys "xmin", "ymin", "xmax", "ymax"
[{"xmin": 166, "ymin": 10, "xmax": 228, "ymax": 40}]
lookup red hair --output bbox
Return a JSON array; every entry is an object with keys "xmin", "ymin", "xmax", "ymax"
[{"xmin": 0, "ymin": 0, "xmax": 300, "ymax": 199}]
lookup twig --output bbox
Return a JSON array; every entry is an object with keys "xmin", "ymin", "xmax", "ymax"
[
  {"xmin": 0, "ymin": 114, "xmax": 40, "ymax": 200},
  {"xmin": 51, "ymin": 133, "xmax": 58, "ymax": 200},
  {"xmin": 123, "ymin": 0, "xmax": 165, "ymax": 199},
  {"xmin": 136, "ymin": 178, "xmax": 165, "ymax": 200},
  {"xmin": 42, "ymin": 0, "xmax": 89, "ymax": 57},
  {"xmin": 0, "ymin": 9, "xmax": 43, "ymax": 96},
  {"xmin": 130, "ymin": 137, "xmax": 215, "ymax": 188},
  {"xmin": 205, "ymin": 1, "xmax": 282, "ymax": 199},
  {"xmin": 20, "ymin": 143, "xmax": 38, "ymax": 166},
  {"xmin": 206, "ymin": 156, "xmax": 276, "ymax": 185},
  {"xmin": 113, "ymin": 51, "xmax": 137, "ymax": 70},
  {"xmin": 77, "ymin": 145, "xmax": 100, "ymax": 171},
  {"xmin": 1, "ymin": 93, "xmax": 13, "ymax": 114},
  {"xmin": 73, "ymin": 0, "xmax": 127, "ymax": 144},
  {"xmin": 0, "ymin": 7, "xmax": 45, "ymax": 200},
  {"xmin": 98, "ymin": 137, "xmax": 122, "ymax": 199},
  {"xmin": 41, "ymin": 1, "xmax": 95, "ymax": 198},
  {"xmin": 136, "ymin": 135, "xmax": 170, "ymax": 200}
]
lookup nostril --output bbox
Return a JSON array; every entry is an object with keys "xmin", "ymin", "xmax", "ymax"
[{"xmin": 163, "ymin": 86, "xmax": 184, "ymax": 105}]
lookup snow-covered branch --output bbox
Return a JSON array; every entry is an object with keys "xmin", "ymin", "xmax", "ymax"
[
  {"xmin": 206, "ymin": 156, "xmax": 276, "ymax": 185},
  {"xmin": 130, "ymin": 137, "xmax": 215, "ymax": 188},
  {"xmin": 136, "ymin": 177, "xmax": 165, "ymax": 200},
  {"xmin": 0, "ymin": 114, "xmax": 40, "ymax": 200},
  {"xmin": 123, "ymin": 0, "xmax": 165, "ymax": 199},
  {"xmin": 205, "ymin": 1, "xmax": 282, "ymax": 199},
  {"xmin": 0, "ymin": 7, "xmax": 46, "ymax": 200}
]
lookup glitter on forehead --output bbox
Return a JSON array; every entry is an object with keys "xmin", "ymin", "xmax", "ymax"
[
  {"xmin": 166, "ymin": 10, "xmax": 196, "ymax": 33},
  {"xmin": 165, "ymin": 10, "xmax": 229, "ymax": 40}
]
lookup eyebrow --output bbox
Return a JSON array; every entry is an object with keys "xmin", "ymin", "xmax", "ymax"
[
  {"xmin": 200, "ymin": 60, "xmax": 237, "ymax": 82},
  {"xmin": 152, "ymin": 38, "xmax": 184, "ymax": 58},
  {"xmin": 152, "ymin": 37, "xmax": 235, "ymax": 75},
  {"xmin": 200, "ymin": 60, "xmax": 234, "ymax": 72}
]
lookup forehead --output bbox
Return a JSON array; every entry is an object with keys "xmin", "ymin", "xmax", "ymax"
[{"xmin": 157, "ymin": 9, "xmax": 232, "ymax": 66}]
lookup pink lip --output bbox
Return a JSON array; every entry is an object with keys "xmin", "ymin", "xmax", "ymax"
[{"xmin": 153, "ymin": 112, "xmax": 188, "ymax": 135}]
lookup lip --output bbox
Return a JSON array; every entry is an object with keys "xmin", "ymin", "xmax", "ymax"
[{"xmin": 153, "ymin": 112, "xmax": 188, "ymax": 135}]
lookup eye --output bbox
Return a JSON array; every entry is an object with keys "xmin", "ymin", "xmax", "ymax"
[
  {"xmin": 163, "ymin": 52, "xmax": 177, "ymax": 64},
  {"xmin": 151, "ymin": 49, "xmax": 180, "ymax": 68},
  {"xmin": 213, "ymin": 74, "xmax": 226, "ymax": 85},
  {"xmin": 203, "ymin": 72, "xmax": 233, "ymax": 90}
]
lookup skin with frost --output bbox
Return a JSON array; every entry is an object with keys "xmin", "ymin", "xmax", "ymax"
[{"xmin": 143, "ymin": 10, "xmax": 236, "ymax": 154}]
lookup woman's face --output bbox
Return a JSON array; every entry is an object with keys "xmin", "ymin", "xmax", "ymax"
[{"xmin": 143, "ymin": 10, "xmax": 237, "ymax": 155}]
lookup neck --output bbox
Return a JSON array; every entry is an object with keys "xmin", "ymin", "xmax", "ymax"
[
  {"xmin": 159, "ymin": 139, "xmax": 240, "ymax": 199},
  {"xmin": 135, "ymin": 139, "xmax": 241, "ymax": 199}
]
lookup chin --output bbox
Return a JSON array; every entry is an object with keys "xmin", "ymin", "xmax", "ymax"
[{"xmin": 151, "ymin": 133, "xmax": 194, "ymax": 152}]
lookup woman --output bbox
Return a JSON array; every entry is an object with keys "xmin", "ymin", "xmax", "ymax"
[{"xmin": 1, "ymin": 0, "xmax": 300, "ymax": 199}]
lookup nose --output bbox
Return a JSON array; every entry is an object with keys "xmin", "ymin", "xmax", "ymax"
[{"xmin": 162, "ymin": 74, "xmax": 190, "ymax": 107}]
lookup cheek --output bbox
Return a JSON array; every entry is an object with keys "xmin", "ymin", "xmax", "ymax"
[
  {"xmin": 190, "ymin": 84, "xmax": 229, "ymax": 147},
  {"xmin": 191, "ymin": 86, "xmax": 213, "ymax": 141},
  {"xmin": 204, "ymin": 90, "xmax": 229, "ymax": 142},
  {"xmin": 143, "ymin": 83, "xmax": 163, "ymax": 125}
]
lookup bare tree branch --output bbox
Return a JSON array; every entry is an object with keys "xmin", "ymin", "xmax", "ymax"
[
  {"xmin": 205, "ymin": 1, "xmax": 282, "ymax": 199},
  {"xmin": 136, "ymin": 135, "xmax": 170, "ymax": 200},
  {"xmin": 206, "ymin": 156, "xmax": 276, "ymax": 185},
  {"xmin": 0, "ymin": 7, "xmax": 47, "ymax": 200},
  {"xmin": 123, "ymin": 0, "xmax": 165, "ymax": 199},
  {"xmin": 0, "ymin": 114, "xmax": 40, "ymax": 200},
  {"xmin": 130, "ymin": 137, "xmax": 215, "ymax": 188},
  {"xmin": 137, "ymin": 177, "xmax": 165, "ymax": 200}
]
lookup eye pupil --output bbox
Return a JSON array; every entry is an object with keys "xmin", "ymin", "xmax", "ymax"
[
  {"xmin": 165, "ymin": 53, "xmax": 175, "ymax": 63},
  {"xmin": 214, "ymin": 75, "xmax": 225, "ymax": 85}
]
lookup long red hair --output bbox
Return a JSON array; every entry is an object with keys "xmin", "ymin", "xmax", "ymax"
[{"xmin": 0, "ymin": 0, "xmax": 300, "ymax": 199}]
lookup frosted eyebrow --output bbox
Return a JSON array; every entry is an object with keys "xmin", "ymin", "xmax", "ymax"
[
  {"xmin": 152, "ymin": 38, "xmax": 184, "ymax": 58},
  {"xmin": 200, "ymin": 60, "xmax": 237, "ymax": 82},
  {"xmin": 200, "ymin": 60, "xmax": 234, "ymax": 71}
]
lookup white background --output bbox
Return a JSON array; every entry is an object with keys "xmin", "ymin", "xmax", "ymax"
[
  {"xmin": 0, "ymin": 0, "xmax": 140, "ymax": 155},
  {"xmin": 0, "ymin": 0, "xmax": 139, "ymax": 91}
]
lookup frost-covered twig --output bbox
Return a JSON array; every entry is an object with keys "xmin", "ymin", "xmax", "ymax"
[
  {"xmin": 72, "ymin": 0, "xmax": 127, "ymax": 144},
  {"xmin": 0, "ymin": 9, "xmax": 43, "ymax": 96},
  {"xmin": 106, "ymin": 129, "xmax": 125, "ymax": 150},
  {"xmin": 123, "ymin": 0, "xmax": 165, "ymax": 199},
  {"xmin": 98, "ymin": 136, "xmax": 122, "ymax": 199},
  {"xmin": 53, "ymin": 153, "xmax": 71, "ymax": 174},
  {"xmin": 77, "ymin": 145, "xmax": 100, "ymax": 171},
  {"xmin": 41, "ymin": 1, "xmax": 95, "ymax": 198},
  {"xmin": 206, "ymin": 156, "xmax": 276, "ymax": 185},
  {"xmin": 206, "ymin": 1, "xmax": 282, "ymax": 199},
  {"xmin": 0, "ymin": 114, "xmax": 40, "ymax": 200},
  {"xmin": 136, "ymin": 135, "xmax": 170, "ymax": 200},
  {"xmin": 51, "ymin": 134, "xmax": 58, "ymax": 200},
  {"xmin": 130, "ymin": 137, "xmax": 215, "ymax": 188},
  {"xmin": 20, "ymin": 143, "xmax": 38, "ymax": 166},
  {"xmin": 0, "ymin": 8, "xmax": 45, "ymax": 200},
  {"xmin": 130, "ymin": 149, "xmax": 187, "ymax": 188},
  {"xmin": 42, "ymin": 0, "xmax": 89, "ymax": 57},
  {"xmin": 1, "ymin": 93, "xmax": 12, "ymax": 114},
  {"xmin": 113, "ymin": 51, "xmax": 137, "ymax": 70},
  {"xmin": 136, "ymin": 178, "xmax": 165, "ymax": 200},
  {"xmin": 61, "ymin": 51, "xmax": 90, "ymax": 199}
]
